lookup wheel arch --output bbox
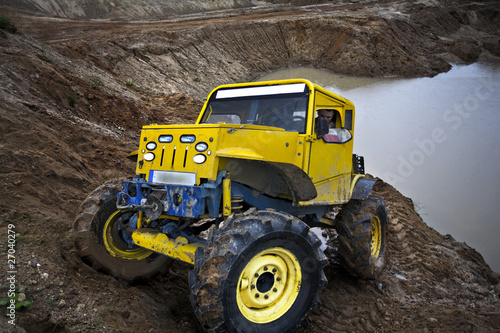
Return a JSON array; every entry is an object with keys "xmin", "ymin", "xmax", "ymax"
[
  {"xmin": 350, "ymin": 176, "xmax": 377, "ymax": 200},
  {"xmin": 222, "ymin": 157, "xmax": 317, "ymax": 205}
]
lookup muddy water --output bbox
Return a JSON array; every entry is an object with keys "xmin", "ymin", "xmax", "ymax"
[{"xmin": 259, "ymin": 64, "xmax": 500, "ymax": 273}]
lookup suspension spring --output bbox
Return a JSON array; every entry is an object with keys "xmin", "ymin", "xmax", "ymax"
[{"xmin": 231, "ymin": 196, "xmax": 244, "ymax": 216}]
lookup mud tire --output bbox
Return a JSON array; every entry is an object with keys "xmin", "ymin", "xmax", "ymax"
[
  {"xmin": 335, "ymin": 195, "xmax": 388, "ymax": 279},
  {"xmin": 73, "ymin": 179, "xmax": 169, "ymax": 283},
  {"xmin": 189, "ymin": 209, "xmax": 328, "ymax": 333}
]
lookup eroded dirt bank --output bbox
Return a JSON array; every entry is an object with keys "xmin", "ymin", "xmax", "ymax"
[
  {"xmin": 1, "ymin": 0, "xmax": 500, "ymax": 332},
  {"xmin": 3, "ymin": 0, "xmax": 500, "ymax": 100},
  {"xmin": 0, "ymin": 0, "xmax": 256, "ymax": 19}
]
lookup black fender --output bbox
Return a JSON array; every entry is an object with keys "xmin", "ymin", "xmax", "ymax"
[
  {"xmin": 350, "ymin": 177, "xmax": 377, "ymax": 200},
  {"xmin": 222, "ymin": 158, "xmax": 317, "ymax": 205}
]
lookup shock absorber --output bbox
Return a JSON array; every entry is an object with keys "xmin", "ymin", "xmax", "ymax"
[{"xmin": 223, "ymin": 174, "xmax": 231, "ymax": 218}]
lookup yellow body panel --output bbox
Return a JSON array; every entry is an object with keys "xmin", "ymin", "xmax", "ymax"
[
  {"xmin": 303, "ymin": 129, "xmax": 354, "ymax": 205},
  {"xmin": 137, "ymin": 124, "xmax": 306, "ymax": 184},
  {"xmin": 216, "ymin": 129, "xmax": 303, "ymax": 167},
  {"xmin": 299, "ymin": 174, "xmax": 351, "ymax": 206},
  {"xmin": 137, "ymin": 125, "xmax": 221, "ymax": 183}
]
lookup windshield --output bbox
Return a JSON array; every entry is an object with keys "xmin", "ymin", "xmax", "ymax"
[{"xmin": 200, "ymin": 83, "xmax": 310, "ymax": 133}]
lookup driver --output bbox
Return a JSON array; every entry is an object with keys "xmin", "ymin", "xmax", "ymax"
[{"xmin": 315, "ymin": 109, "xmax": 336, "ymax": 130}]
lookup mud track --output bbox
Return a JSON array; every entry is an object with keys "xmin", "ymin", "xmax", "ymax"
[{"xmin": 1, "ymin": 1, "xmax": 499, "ymax": 332}]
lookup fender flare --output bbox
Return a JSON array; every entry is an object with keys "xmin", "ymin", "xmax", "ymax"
[
  {"xmin": 350, "ymin": 176, "xmax": 377, "ymax": 200},
  {"xmin": 222, "ymin": 158, "xmax": 317, "ymax": 205},
  {"xmin": 267, "ymin": 161, "xmax": 317, "ymax": 204}
]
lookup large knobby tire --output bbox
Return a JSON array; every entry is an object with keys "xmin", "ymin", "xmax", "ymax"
[
  {"xmin": 189, "ymin": 209, "xmax": 328, "ymax": 333},
  {"xmin": 73, "ymin": 180, "xmax": 169, "ymax": 282},
  {"xmin": 335, "ymin": 195, "xmax": 388, "ymax": 279}
]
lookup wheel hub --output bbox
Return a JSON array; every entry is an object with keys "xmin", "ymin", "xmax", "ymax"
[
  {"xmin": 236, "ymin": 248, "xmax": 301, "ymax": 323},
  {"xmin": 103, "ymin": 210, "xmax": 153, "ymax": 260},
  {"xmin": 371, "ymin": 216, "xmax": 382, "ymax": 258}
]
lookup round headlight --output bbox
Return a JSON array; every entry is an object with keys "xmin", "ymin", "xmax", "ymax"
[
  {"xmin": 195, "ymin": 142, "xmax": 208, "ymax": 152},
  {"xmin": 146, "ymin": 142, "xmax": 157, "ymax": 150},
  {"xmin": 144, "ymin": 152, "xmax": 155, "ymax": 161},
  {"xmin": 193, "ymin": 154, "xmax": 206, "ymax": 164}
]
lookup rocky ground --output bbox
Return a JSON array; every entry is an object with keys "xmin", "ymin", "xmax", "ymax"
[{"xmin": 0, "ymin": 0, "xmax": 499, "ymax": 332}]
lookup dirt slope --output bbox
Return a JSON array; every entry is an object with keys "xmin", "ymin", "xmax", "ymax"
[
  {"xmin": 1, "ymin": 1, "xmax": 500, "ymax": 332},
  {"xmin": 3, "ymin": 0, "xmax": 500, "ymax": 100},
  {"xmin": 0, "ymin": 0, "xmax": 256, "ymax": 19}
]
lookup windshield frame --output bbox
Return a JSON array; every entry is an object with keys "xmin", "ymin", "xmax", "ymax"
[{"xmin": 198, "ymin": 82, "xmax": 311, "ymax": 134}]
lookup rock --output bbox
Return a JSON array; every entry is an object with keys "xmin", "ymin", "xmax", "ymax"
[
  {"xmin": 18, "ymin": 293, "xmax": 26, "ymax": 302},
  {"xmin": 394, "ymin": 273, "xmax": 407, "ymax": 280}
]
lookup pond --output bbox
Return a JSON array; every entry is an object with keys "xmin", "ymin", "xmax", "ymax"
[{"xmin": 259, "ymin": 64, "xmax": 500, "ymax": 273}]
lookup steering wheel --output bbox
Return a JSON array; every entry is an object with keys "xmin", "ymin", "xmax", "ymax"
[{"xmin": 288, "ymin": 115, "xmax": 305, "ymax": 132}]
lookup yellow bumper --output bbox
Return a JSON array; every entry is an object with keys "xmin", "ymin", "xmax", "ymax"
[{"xmin": 131, "ymin": 229, "xmax": 204, "ymax": 265}]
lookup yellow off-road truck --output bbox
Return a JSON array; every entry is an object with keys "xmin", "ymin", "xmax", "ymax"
[{"xmin": 73, "ymin": 79, "xmax": 388, "ymax": 333}]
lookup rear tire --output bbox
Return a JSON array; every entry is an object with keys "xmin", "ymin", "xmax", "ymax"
[
  {"xmin": 335, "ymin": 195, "xmax": 388, "ymax": 279},
  {"xmin": 73, "ymin": 180, "xmax": 169, "ymax": 282},
  {"xmin": 189, "ymin": 209, "xmax": 327, "ymax": 333}
]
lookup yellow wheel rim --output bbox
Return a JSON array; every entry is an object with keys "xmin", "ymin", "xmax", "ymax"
[
  {"xmin": 103, "ymin": 210, "xmax": 153, "ymax": 260},
  {"xmin": 371, "ymin": 216, "xmax": 382, "ymax": 258},
  {"xmin": 236, "ymin": 247, "xmax": 301, "ymax": 324}
]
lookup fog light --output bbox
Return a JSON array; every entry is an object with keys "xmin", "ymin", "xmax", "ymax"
[
  {"xmin": 146, "ymin": 142, "xmax": 157, "ymax": 150},
  {"xmin": 193, "ymin": 154, "xmax": 206, "ymax": 164},
  {"xmin": 195, "ymin": 142, "xmax": 208, "ymax": 152},
  {"xmin": 144, "ymin": 152, "xmax": 155, "ymax": 161}
]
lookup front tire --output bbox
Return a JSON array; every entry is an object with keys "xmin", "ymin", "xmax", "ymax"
[
  {"xmin": 189, "ymin": 209, "xmax": 327, "ymax": 333},
  {"xmin": 73, "ymin": 180, "xmax": 169, "ymax": 282},
  {"xmin": 335, "ymin": 195, "xmax": 388, "ymax": 279}
]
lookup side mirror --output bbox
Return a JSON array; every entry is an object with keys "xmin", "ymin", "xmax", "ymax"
[
  {"xmin": 323, "ymin": 128, "xmax": 352, "ymax": 144},
  {"xmin": 315, "ymin": 118, "xmax": 329, "ymax": 138}
]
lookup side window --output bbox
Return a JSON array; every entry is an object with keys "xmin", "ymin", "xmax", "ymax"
[
  {"xmin": 345, "ymin": 109, "xmax": 353, "ymax": 131},
  {"xmin": 315, "ymin": 109, "xmax": 341, "ymax": 128},
  {"xmin": 315, "ymin": 109, "xmax": 352, "ymax": 144}
]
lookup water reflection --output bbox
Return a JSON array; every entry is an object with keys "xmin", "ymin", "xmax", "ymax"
[{"xmin": 259, "ymin": 64, "xmax": 500, "ymax": 273}]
